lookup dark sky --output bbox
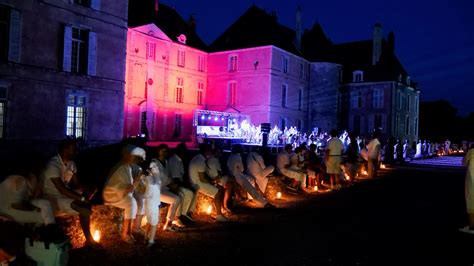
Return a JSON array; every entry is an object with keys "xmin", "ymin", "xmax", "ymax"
[{"xmin": 161, "ymin": 0, "xmax": 474, "ymax": 116}]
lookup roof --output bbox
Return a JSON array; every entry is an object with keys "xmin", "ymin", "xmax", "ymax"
[
  {"xmin": 330, "ymin": 39, "xmax": 416, "ymax": 87},
  {"xmin": 128, "ymin": 0, "xmax": 207, "ymax": 50},
  {"xmin": 208, "ymin": 5, "xmax": 302, "ymax": 55},
  {"xmin": 301, "ymin": 23, "xmax": 333, "ymax": 62}
]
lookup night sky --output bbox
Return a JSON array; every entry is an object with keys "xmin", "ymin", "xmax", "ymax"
[{"xmin": 161, "ymin": 0, "xmax": 474, "ymax": 116}]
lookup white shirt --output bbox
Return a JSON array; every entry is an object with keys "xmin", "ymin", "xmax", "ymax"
[
  {"xmin": 227, "ymin": 153, "xmax": 244, "ymax": 177},
  {"xmin": 246, "ymin": 152, "xmax": 265, "ymax": 176},
  {"xmin": 42, "ymin": 155, "xmax": 75, "ymax": 198},
  {"xmin": 326, "ymin": 137, "xmax": 344, "ymax": 156},
  {"xmin": 367, "ymin": 138, "xmax": 381, "ymax": 159},
  {"xmin": 189, "ymin": 153, "xmax": 207, "ymax": 185},
  {"xmin": 103, "ymin": 164, "xmax": 133, "ymax": 204},
  {"xmin": 276, "ymin": 150, "xmax": 290, "ymax": 173},
  {"xmin": 151, "ymin": 159, "xmax": 172, "ymax": 187},
  {"xmin": 168, "ymin": 154, "xmax": 185, "ymax": 180},
  {"xmin": 206, "ymin": 155, "xmax": 221, "ymax": 179}
]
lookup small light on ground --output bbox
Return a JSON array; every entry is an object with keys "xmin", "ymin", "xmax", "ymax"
[
  {"xmin": 92, "ymin": 230, "xmax": 101, "ymax": 242},
  {"xmin": 206, "ymin": 205, "xmax": 212, "ymax": 215},
  {"xmin": 276, "ymin": 192, "xmax": 282, "ymax": 199}
]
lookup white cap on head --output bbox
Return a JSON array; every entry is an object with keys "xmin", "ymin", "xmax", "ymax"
[{"xmin": 130, "ymin": 147, "xmax": 146, "ymax": 160}]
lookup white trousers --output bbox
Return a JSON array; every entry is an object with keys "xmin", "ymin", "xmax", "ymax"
[
  {"xmin": 235, "ymin": 173, "xmax": 267, "ymax": 207},
  {"xmin": 177, "ymin": 187, "xmax": 195, "ymax": 216},
  {"xmin": 160, "ymin": 187, "xmax": 181, "ymax": 221},
  {"xmin": 108, "ymin": 194, "xmax": 137, "ymax": 220},
  {"xmin": 249, "ymin": 166, "xmax": 274, "ymax": 193}
]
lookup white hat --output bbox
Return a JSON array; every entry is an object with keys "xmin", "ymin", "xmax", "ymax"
[{"xmin": 130, "ymin": 147, "xmax": 146, "ymax": 160}]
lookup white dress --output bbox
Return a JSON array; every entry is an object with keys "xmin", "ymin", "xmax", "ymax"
[{"xmin": 464, "ymin": 149, "xmax": 474, "ymax": 214}]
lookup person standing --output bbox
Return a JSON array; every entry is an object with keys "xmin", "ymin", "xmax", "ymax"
[
  {"xmin": 460, "ymin": 144, "xmax": 474, "ymax": 234},
  {"xmin": 366, "ymin": 131, "xmax": 381, "ymax": 178},
  {"xmin": 325, "ymin": 129, "xmax": 344, "ymax": 190}
]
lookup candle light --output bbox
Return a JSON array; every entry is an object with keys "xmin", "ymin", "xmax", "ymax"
[
  {"xmin": 380, "ymin": 164, "xmax": 386, "ymax": 169},
  {"xmin": 344, "ymin": 174, "xmax": 350, "ymax": 180},
  {"xmin": 206, "ymin": 205, "xmax": 212, "ymax": 215},
  {"xmin": 92, "ymin": 229, "xmax": 101, "ymax": 242},
  {"xmin": 313, "ymin": 186, "xmax": 318, "ymax": 192},
  {"xmin": 276, "ymin": 192, "xmax": 282, "ymax": 199},
  {"xmin": 363, "ymin": 170, "xmax": 368, "ymax": 175}
]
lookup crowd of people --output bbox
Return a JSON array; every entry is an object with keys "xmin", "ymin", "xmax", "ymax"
[{"xmin": 1, "ymin": 129, "xmax": 473, "ymax": 259}]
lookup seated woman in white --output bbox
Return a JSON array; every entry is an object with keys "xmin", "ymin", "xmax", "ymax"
[{"xmin": 246, "ymin": 148, "xmax": 274, "ymax": 194}]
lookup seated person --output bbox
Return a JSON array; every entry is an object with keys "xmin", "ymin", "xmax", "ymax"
[
  {"xmin": 189, "ymin": 144, "xmax": 229, "ymax": 222},
  {"xmin": 206, "ymin": 147, "xmax": 235, "ymax": 213},
  {"xmin": 246, "ymin": 147, "xmax": 274, "ymax": 194},
  {"xmin": 150, "ymin": 144, "xmax": 187, "ymax": 231},
  {"xmin": 276, "ymin": 144, "xmax": 305, "ymax": 191},
  {"xmin": 42, "ymin": 139, "xmax": 97, "ymax": 246},
  {"xmin": 103, "ymin": 145, "xmax": 145, "ymax": 243},
  {"xmin": 228, "ymin": 145, "xmax": 274, "ymax": 208}
]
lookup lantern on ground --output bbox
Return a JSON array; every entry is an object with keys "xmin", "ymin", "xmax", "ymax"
[
  {"xmin": 380, "ymin": 164, "xmax": 386, "ymax": 169},
  {"xmin": 206, "ymin": 205, "xmax": 212, "ymax": 215},
  {"xmin": 276, "ymin": 192, "xmax": 282, "ymax": 199},
  {"xmin": 313, "ymin": 186, "xmax": 318, "ymax": 192},
  {"xmin": 92, "ymin": 229, "xmax": 101, "ymax": 242}
]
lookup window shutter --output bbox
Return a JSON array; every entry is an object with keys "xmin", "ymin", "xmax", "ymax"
[
  {"xmin": 63, "ymin": 25, "xmax": 72, "ymax": 72},
  {"xmin": 8, "ymin": 9, "xmax": 21, "ymax": 63},
  {"xmin": 91, "ymin": 0, "xmax": 101, "ymax": 10},
  {"xmin": 87, "ymin": 31, "xmax": 97, "ymax": 76}
]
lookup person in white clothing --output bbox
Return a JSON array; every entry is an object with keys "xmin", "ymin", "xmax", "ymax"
[
  {"xmin": 276, "ymin": 144, "xmax": 305, "ymax": 191},
  {"xmin": 460, "ymin": 144, "xmax": 474, "ymax": 234},
  {"xmin": 325, "ymin": 129, "xmax": 344, "ymax": 190},
  {"xmin": 142, "ymin": 162, "xmax": 161, "ymax": 247},
  {"xmin": 206, "ymin": 147, "xmax": 235, "ymax": 212},
  {"xmin": 151, "ymin": 144, "xmax": 186, "ymax": 231},
  {"xmin": 228, "ymin": 145, "xmax": 275, "ymax": 208},
  {"xmin": 246, "ymin": 147, "xmax": 274, "ymax": 194},
  {"xmin": 366, "ymin": 131, "xmax": 381, "ymax": 178},
  {"xmin": 103, "ymin": 145, "xmax": 145, "ymax": 243},
  {"xmin": 42, "ymin": 139, "xmax": 97, "ymax": 246},
  {"xmin": 189, "ymin": 144, "xmax": 228, "ymax": 222},
  {"xmin": 168, "ymin": 143, "xmax": 196, "ymax": 222}
]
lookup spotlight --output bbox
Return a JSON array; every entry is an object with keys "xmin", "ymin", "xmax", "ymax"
[
  {"xmin": 221, "ymin": 116, "xmax": 225, "ymax": 121},
  {"xmin": 214, "ymin": 116, "xmax": 218, "ymax": 121},
  {"xmin": 208, "ymin": 115, "xmax": 211, "ymax": 120},
  {"xmin": 201, "ymin": 115, "xmax": 205, "ymax": 119}
]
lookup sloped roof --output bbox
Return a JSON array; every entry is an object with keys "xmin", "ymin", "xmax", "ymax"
[
  {"xmin": 301, "ymin": 23, "xmax": 333, "ymax": 62},
  {"xmin": 128, "ymin": 0, "xmax": 207, "ymax": 50},
  {"xmin": 209, "ymin": 5, "xmax": 302, "ymax": 55}
]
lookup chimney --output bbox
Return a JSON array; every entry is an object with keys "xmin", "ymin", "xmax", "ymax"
[
  {"xmin": 372, "ymin": 23, "xmax": 383, "ymax": 65},
  {"xmin": 188, "ymin": 14, "xmax": 196, "ymax": 32},
  {"xmin": 295, "ymin": 5, "xmax": 302, "ymax": 51}
]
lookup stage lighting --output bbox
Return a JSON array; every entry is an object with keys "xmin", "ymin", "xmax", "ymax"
[
  {"xmin": 214, "ymin": 116, "xmax": 218, "ymax": 121},
  {"xmin": 201, "ymin": 115, "xmax": 205, "ymax": 119}
]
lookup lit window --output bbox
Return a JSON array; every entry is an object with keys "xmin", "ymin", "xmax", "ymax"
[
  {"xmin": 176, "ymin": 78, "xmax": 183, "ymax": 103},
  {"xmin": 177, "ymin": 50, "xmax": 185, "ymax": 67},
  {"xmin": 197, "ymin": 82, "xmax": 204, "ymax": 105},
  {"xmin": 352, "ymin": 70, "xmax": 363, "ymax": 82},
  {"xmin": 174, "ymin": 113, "xmax": 182, "ymax": 137},
  {"xmin": 281, "ymin": 84, "xmax": 287, "ymax": 108},
  {"xmin": 146, "ymin": 41, "xmax": 155, "ymax": 60},
  {"xmin": 198, "ymin": 55, "xmax": 205, "ymax": 72},
  {"xmin": 228, "ymin": 81, "xmax": 237, "ymax": 107},
  {"xmin": 229, "ymin": 55, "xmax": 237, "ymax": 72},
  {"xmin": 282, "ymin": 56, "xmax": 289, "ymax": 73},
  {"xmin": 66, "ymin": 93, "xmax": 87, "ymax": 139}
]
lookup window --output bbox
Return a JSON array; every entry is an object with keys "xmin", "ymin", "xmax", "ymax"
[
  {"xmin": 0, "ymin": 6, "xmax": 10, "ymax": 61},
  {"xmin": 282, "ymin": 56, "xmax": 289, "ymax": 73},
  {"xmin": 74, "ymin": 0, "xmax": 91, "ymax": 7},
  {"xmin": 397, "ymin": 90, "xmax": 402, "ymax": 110},
  {"xmin": 228, "ymin": 55, "xmax": 237, "ymax": 72},
  {"xmin": 280, "ymin": 118, "xmax": 287, "ymax": 130},
  {"xmin": 414, "ymin": 117, "xmax": 418, "ymax": 136},
  {"xmin": 368, "ymin": 115, "xmax": 374, "ymax": 133},
  {"xmin": 299, "ymin": 63, "xmax": 304, "ymax": 78},
  {"xmin": 177, "ymin": 50, "xmax": 185, "ymax": 67},
  {"xmin": 352, "ymin": 70, "xmax": 363, "ymax": 82},
  {"xmin": 296, "ymin": 119, "xmax": 302, "ymax": 131},
  {"xmin": 63, "ymin": 26, "xmax": 96, "ymax": 75},
  {"xmin": 66, "ymin": 93, "xmax": 87, "ymax": 139},
  {"xmin": 198, "ymin": 55, "xmax": 205, "ymax": 72},
  {"xmin": 353, "ymin": 115, "xmax": 361, "ymax": 134},
  {"xmin": 0, "ymin": 86, "xmax": 6, "ymax": 138},
  {"xmin": 374, "ymin": 114, "xmax": 383, "ymax": 129},
  {"xmin": 395, "ymin": 114, "xmax": 400, "ymax": 133},
  {"xmin": 176, "ymin": 78, "xmax": 184, "ymax": 103},
  {"xmin": 406, "ymin": 95, "xmax": 410, "ymax": 112},
  {"xmin": 146, "ymin": 41, "xmax": 155, "ymax": 60},
  {"xmin": 173, "ymin": 113, "xmax": 182, "ymax": 137},
  {"xmin": 281, "ymin": 84, "xmax": 288, "ymax": 108},
  {"xmin": 373, "ymin": 88, "xmax": 384, "ymax": 108},
  {"xmin": 197, "ymin": 82, "xmax": 204, "ymax": 105},
  {"xmin": 298, "ymin": 88, "xmax": 303, "ymax": 110},
  {"xmin": 228, "ymin": 81, "xmax": 237, "ymax": 107},
  {"xmin": 415, "ymin": 95, "xmax": 419, "ymax": 112},
  {"xmin": 351, "ymin": 91, "xmax": 363, "ymax": 109},
  {"xmin": 405, "ymin": 116, "xmax": 410, "ymax": 135}
]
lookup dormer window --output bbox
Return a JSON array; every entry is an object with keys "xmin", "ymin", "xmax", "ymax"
[{"xmin": 352, "ymin": 70, "xmax": 363, "ymax": 82}]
